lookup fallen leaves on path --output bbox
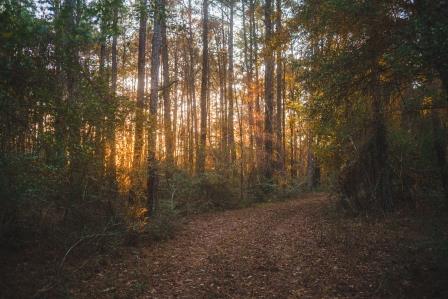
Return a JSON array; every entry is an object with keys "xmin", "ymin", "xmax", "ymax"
[{"xmin": 68, "ymin": 193, "xmax": 447, "ymax": 298}]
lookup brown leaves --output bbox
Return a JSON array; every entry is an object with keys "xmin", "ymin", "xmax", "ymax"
[{"xmin": 64, "ymin": 193, "xmax": 447, "ymax": 298}]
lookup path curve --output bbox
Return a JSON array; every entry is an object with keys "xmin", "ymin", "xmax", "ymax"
[{"xmin": 73, "ymin": 193, "xmax": 444, "ymax": 298}]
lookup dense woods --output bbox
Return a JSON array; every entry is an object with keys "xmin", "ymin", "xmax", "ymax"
[{"xmin": 1, "ymin": 0, "xmax": 448, "ymax": 297}]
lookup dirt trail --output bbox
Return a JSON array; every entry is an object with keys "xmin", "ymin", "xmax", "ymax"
[
  {"xmin": 71, "ymin": 193, "xmax": 446, "ymax": 298},
  {"xmin": 139, "ymin": 194, "xmax": 328, "ymax": 298}
]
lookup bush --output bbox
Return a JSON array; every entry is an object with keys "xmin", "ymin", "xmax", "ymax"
[
  {"xmin": 247, "ymin": 177, "xmax": 278, "ymax": 202},
  {"xmin": 0, "ymin": 153, "xmax": 60, "ymax": 245},
  {"xmin": 160, "ymin": 170, "xmax": 240, "ymax": 213},
  {"xmin": 144, "ymin": 209, "xmax": 179, "ymax": 241},
  {"xmin": 194, "ymin": 172, "xmax": 240, "ymax": 210},
  {"xmin": 124, "ymin": 206, "xmax": 179, "ymax": 245}
]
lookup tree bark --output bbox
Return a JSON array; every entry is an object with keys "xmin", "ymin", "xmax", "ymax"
[
  {"xmin": 220, "ymin": 6, "xmax": 228, "ymax": 165},
  {"xmin": 431, "ymin": 107, "xmax": 448, "ymax": 201},
  {"xmin": 275, "ymin": 0, "xmax": 283, "ymax": 172},
  {"xmin": 197, "ymin": 0, "xmax": 209, "ymax": 174},
  {"xmin": 372, "ymin": 77, "xmax": 391, "ymax": 210},
  {"xmin": 147, "ymin": 0, "xmax": 162, "ymax": 216},
  {"xmin": 187, "ymin": 0, "xmax": 196, "ymax": 173},
  {"xmin": 97, "ymin": 17, "xmax": 107, "ymax": 181},
  {"xmin": 161, "ymin": 1, "xmax": 174, "ymax": 169},
  {"xmin": 227, "ymin": 2, "xmax": 236, "ymax": 165},
  {"xmin": 62, "ymin": 0, "xmax": 81, "ymax": 200},
  {"xmin": 107, "ymin": 2, "xmax": 118, "ymax": 190},
  {"xmin": 264, "ymin": 0, "xmax": 274, "ymax": 179},
  {"xmin": 243, "ymin": 0, "xmax": 255, "ymax": 176},
  {"xmin": 173, "ymin": 46, "xmax": 179, "ymax": 165},
  {"xmin": 132, "ymin": 0, "xmax": 148, "ymax": 188},
  {"xmin": 53, "ymin": 0, "xmax": 66, "ymax": 168},
  {"xmin": 251, "ymin": 0, "xmax": 262, "ymax": 175}
]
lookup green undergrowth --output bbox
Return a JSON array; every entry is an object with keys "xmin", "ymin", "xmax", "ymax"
[{"xmin": 125, "ymin": 168, "xmax": 308, "ymax": 243}]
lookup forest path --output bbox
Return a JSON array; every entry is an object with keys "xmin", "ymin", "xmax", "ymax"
[
  {"xmin": 140, "ymin": 193, "xmax": 328, "ymax": 298},
  {"xmin": 73, "ymin": 193, "xmax": 445, "ymax": 298}
]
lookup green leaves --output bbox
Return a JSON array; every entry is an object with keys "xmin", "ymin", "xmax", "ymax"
[{"xmin": 294, "ymin": 0, "xmax": 448, "ymax": 207}]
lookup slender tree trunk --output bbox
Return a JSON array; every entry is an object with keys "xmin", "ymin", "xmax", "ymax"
[
  {"xmin": 243, "ymin": 0, "xmax": 255, "ymax": 176},
  {"xmin": 264, "ymin": 0, "xmax": 274, "ymax": 179},
  {"xmin": 431, "ymin": 106, "xmax": 448, "ymax": 202},
  {"xmin": 227, "ymin": 2, "xmax": 236, "ymax": 166},
  {"xmin": 107, "ymin": 2, "xmax": 118, "ymax": 190},
  {"xmin": 63, "ymin": 0, "xmax": 81, "ymax": 199},
  {"xmin": 187, "ymin": 0, "xmax": 196, "ymax": 173},
  {"xmin": 236, "ymin": 91, "xmax": 244, "ymax": 200},
  {"xmin": 372, "ymin": 75, "xmax": 391, "ymax": 210},
  {"xmin": 186, "ymin": 58, "xmax": 193, "ymax": 172},
  {"xmin": 221, "ymin": 7, "xmax": 228, "ymax": 164},
  {"xmin": 147, "ymin": 0, "xmax": 162, "ymax": 216},
  {"xmin": 306, "ymin": 133, "xmax": 314, "ymax": 189},
  {"xmin": 275, "ymin": 0, "xmax": 283, "ymax": 172},
  {"xmin": 53, "ymin": 0, "xmax": 65, "ymax": 168},
  {"xmin": 216, "ymin": 30, "xmax": 225, "ymax": 166},
  {"xmin": 282, "ymin": 64, "xmax": 287, "ymax": 170},
  {"xmin": 197, "ymin": 0, "xmax": 209, "ymax": 174},
  {"xmin": 173, "ymin": 46, "xmax": 179, "ymax": 166},
  {"xmin": 132, "ymin": 0, "xmax": 148, "ymax": 188},
  {"xmin": 161, "ymin": 2, "xmax": 173, "ymax": 169},
  {"xmin": 251, "ymin": 0, "xmax": 262, "ymax": 175},
  {"xmin": 97, "ymin": 23, "xmax": 107, "ymax": 181},
  {"xmin": 290, "ymin": 117, "xmax": 296, "ymax": 177}
]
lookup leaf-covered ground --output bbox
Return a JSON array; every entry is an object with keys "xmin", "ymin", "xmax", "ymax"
[
  {"xmin": 2, "ymin": 193, "xmax": 447, "ymax": 298},
  {"xmin": 63, "ymin": 193, "xmax": 448, "ymax": 298}
]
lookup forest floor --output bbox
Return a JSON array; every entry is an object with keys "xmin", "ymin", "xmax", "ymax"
[
  {"xmin": 3, "ymin": 193, "xmax": 448, "ymax": 298},
  {"xmin": 65, "ymin": 193, "xmax": 447, "ymax": 298}
]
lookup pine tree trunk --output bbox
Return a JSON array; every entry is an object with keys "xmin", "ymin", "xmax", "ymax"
[
  {"xmin": 107, "ymin": 2, "xmax": 118, "ymax": 190},
  {"xmin": 227, "ymin": 2, "xmax": 236, "ymax": 166},
  {"xmin": 243, "ymin": 0, "xmax": 255, "ymax": 176},
  {"xmin": 54, "ymin": 0, "xmax": 66, "ymax": 168},
  {"xmin": 275, "ymin": 0, "xmax": 283, "ymax": 172},
  {"xmin": 290, "ymin": 117, "xmax": 296, "ymax": 178},
  {"xmin": 263, "ymin": 0, "xmax": 274, "ymax": 179},
  {"xmin": 216, "ymin": 29, "xmax": 226, "ymax": 167},
  {"xmin": 147, "ymin": 0, "xmax": 162, "ymax": 216},
  {"xmin": 251, "ymin": 0, "xmax": 262, "ymax": 175},
  {"xmin": 188, "ymin": 0, "xmax": 196, "ymax": 173},
  {"xmin": 197, "ymin": 0, "xmax": 209, "ymax": 174},
  {"xmin": 132, "ymin": 0, "xmax": 148, "ymax": 188},
  {"xmin": 97, "ymin": 27, "xmax": 106, "ymax": 181},
  {"xmin": 431, "ymin": 107, "xmax": 448, "ymax": 201},
  {"xmin": 63, "ymin": 0, "xmax": 81, "ymax": 200},
  {"xmin": 161, "ymin": 3, "xmax": 174, "ymax": 169},
  {"xmin": 173, "ymin": 47, "xmax": 179, "ymax": 166},
  {"xmin": 221, "ymin": 7, "xmax": 228, "ymax": 165},
  {"xmin": 371, "ymin": 75, "xmax": 391, "ymax": 210}
]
